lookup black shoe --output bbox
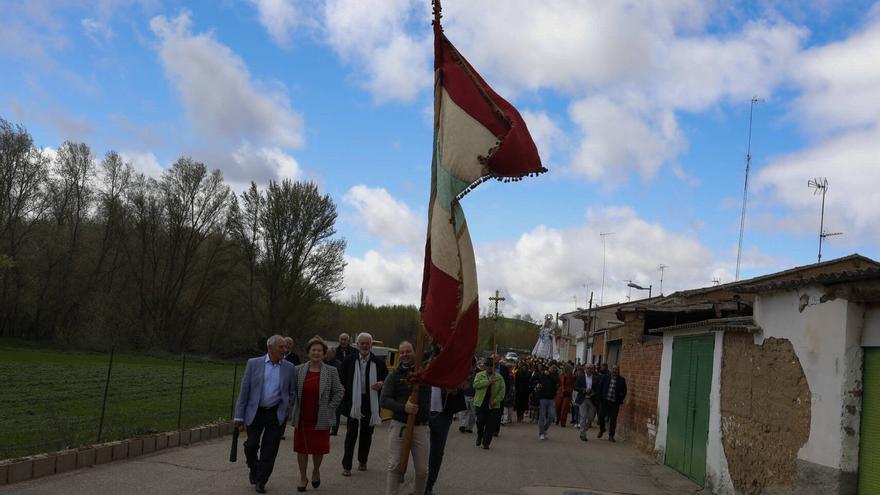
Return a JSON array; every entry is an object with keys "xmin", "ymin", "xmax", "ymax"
[
  {"xmin": 482, "ymin": 444, "xmax": 489, "ymax": 450},
  {"xmin": 249, "ymin": 470, "xmax": 257, "ymax": 485},
  {"xmin": 459, "ymin": 426, "xmax": 466, "ymax": 433},
  {"xmin": 312, "ymin": 478, "xmax": 320, "ymax": 488},
  {"xmin": 580, "ymin": 432, "xmax": 588, "ymax": 441},
  {"xmin": 598, "ymin": 430, "xmax": 604, "ymax": 438},
  {"xmin": 609, "ymin": 437, "xmax": 616, "ymax": 443},
  {"xmin": 297, "ymin": 486, "xmax": 306, "ymax": 493},
  {"xmin": 255, "ymin": 483, "xmax": 266, "ymax": 493}
]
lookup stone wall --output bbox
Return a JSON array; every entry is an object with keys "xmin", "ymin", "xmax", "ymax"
[
  {"xmin": 619, "ymin": 315, "xmax": 664, "ymax": 453},
  {"xmin": 720, "ymin": 333, "xmax": 811, "ymax": 495}
]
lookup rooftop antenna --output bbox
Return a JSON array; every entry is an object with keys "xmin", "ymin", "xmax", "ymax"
[
  {"xmin": 599, "ymin": 232, "xmax": 615, "ymax": 306},
  {"xmin": 808, "ymin": 177, "xmax": 843, "ymax": 263},
  {"xmin": 624, "ymin": 279, "xmax": 633, "ymax": 301},
  {"xmin": 735, "ymin": 96, "xmax": 763, "ymax": 281},
  {"xmin": 658, "ymin": 264, "xmax": 668, "ymax": 295},
  {"xmin": 712, "ymin": 277, "xmax": 721, "ymax": 286}
]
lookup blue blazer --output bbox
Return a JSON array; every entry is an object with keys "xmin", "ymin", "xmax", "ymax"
[{"xmin": 234, "ymin": 356, "xmax": 298, "ymax": 426}]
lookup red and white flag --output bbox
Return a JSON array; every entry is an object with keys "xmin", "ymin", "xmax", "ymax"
[{"xmin": 418, "ymin": 11, "xmax": 545, "ymax": 388}]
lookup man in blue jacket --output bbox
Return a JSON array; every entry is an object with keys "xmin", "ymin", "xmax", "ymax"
[{"xmin": 234, "ymin": 335, "xmax": 298, "ymax": 493}]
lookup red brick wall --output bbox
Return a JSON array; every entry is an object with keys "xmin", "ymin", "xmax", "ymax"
[
  {"xmin": 618, "ymin": 316, "xmax": 663, "ymax": 454},
  {"xmin": 592, "ymin": 333, "xmax": 605, "ymax": 363}
]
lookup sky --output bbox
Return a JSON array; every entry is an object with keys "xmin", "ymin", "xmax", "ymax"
[{"xmin": 2, "ymin": 0, "xmax": 880, "ymax": 319}]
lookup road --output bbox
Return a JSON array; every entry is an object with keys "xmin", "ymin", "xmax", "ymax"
[{"xmin": 1, "ymin": 420, "xmax": 699, "ymax": 495}]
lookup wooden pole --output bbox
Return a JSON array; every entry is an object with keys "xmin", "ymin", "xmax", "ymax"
[{"xmin": 398, "ymin": 322, "xmax": 427, "ymax": 481}]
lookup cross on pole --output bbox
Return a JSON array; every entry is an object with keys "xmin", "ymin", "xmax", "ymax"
[{"xmin": 489, "ymin": 289, "xmax": 505, "ymax": 321}]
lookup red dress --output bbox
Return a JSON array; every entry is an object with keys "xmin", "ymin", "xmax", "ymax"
[{"xmin": 294, "ymin": 369, "xmax": 330, "ymax": 454}]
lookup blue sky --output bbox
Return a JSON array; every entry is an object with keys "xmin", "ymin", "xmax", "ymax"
[{"xmin": 2, "ymin": 0, "xmax": 879, "ymax": 317}]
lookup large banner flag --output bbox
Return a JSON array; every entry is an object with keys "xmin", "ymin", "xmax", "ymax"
[{"xmin": 419, "ymin": 7, "xmax": 545, "ymax": 388}]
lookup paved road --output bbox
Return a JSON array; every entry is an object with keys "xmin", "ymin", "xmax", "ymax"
[{"xmin": 1, "ymin": 421, "xmax": 698, "ymax": 495}]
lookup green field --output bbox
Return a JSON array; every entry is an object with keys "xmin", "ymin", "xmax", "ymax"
[{"xmin": 0, "ymin": 340, "xmax": 239, "ymax": 460}]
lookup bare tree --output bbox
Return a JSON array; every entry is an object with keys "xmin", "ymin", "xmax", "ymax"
[{"xmin": 0, "ymin": 119, "xmax": 49, "ymax": 336}]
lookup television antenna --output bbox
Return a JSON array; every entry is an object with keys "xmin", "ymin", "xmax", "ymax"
[
  {"xmin": 735, "ymin": 96, "xmax": 763, "ymax": 281},
  {"xmin": 712, "ymin": 277, "xmax": 721, "ymax": 286},
  {"xmin": 624, "ymin": 280, "xmax": 633, "ymax": 301},
  {"xmin": 658, "ymin": 264, "xmax": 668, "ymax": 295},
  {"xmin": 808, "ymin": 177, "xmax": 843, "ymax": 263}
]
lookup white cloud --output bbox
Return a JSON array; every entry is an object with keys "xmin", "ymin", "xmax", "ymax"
[
  {"xmin": 233, "ymin": 144, "xmax": 302, "ymax": 182},
  {"xmin": 322, "ymin": 0, "xmax": 431, "ymax": 103},
  {"xmin": 150, "ymin": 11, "xmax": 305, "ymax": 148},
  {"xmin": 120, "ymin": 150, "xmax": 163, "ymax": 178},
  {"xmin": 344, "ymin": 185, "xmax": 422, "ymax": 248},
  {"xmin": 339, "ymin": 188, "xmax": 733, "ymax": 317},
  {"xmin": 520, "ymin": 110, "xmax": 565, "ymax": 164},
  {"xmin": 569, "ymin": 97, "xmax": 684, "ymax": 181},
  {"xmin": 81, "ymin": 18, "xmax": 115, "ymax": 45},
  {"xmin": 756, "ymin": 14, "xmax": 880, "ymax": 246},
  {"xmin": 250, "ymin": 0, "xmax": 301, "ymax": 46}
]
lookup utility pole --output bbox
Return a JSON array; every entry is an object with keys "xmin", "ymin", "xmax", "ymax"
[
  {"xmin": 599, "ymin": 232, "xmax": 614, "ymax": 305},
  {"xmin": 736, "ymin": 96, "xmax": 762, "ymax": 281}
]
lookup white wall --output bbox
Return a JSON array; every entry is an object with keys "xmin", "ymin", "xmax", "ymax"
[
  {"xmin": 753, "ymin": 287, "xmax": 853, "ymax": 470},
  {"xmin": 862, "ymin": 307, "xmax": 880, "ymax": 346},
  {"xmin": 654, "ymin": 329, "xmax": 735, "ymax": 494}
]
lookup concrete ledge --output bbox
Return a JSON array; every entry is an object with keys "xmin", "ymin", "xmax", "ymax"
[
  {"xmin": 155, "ymin": 433, "xmax": 168, "ymax": 451},
  {"xmin": 0, "ymin": 460, "xmax": 10, "ymax": 485},
  {"xmin": 111, "ymin": 441, "xmax": 129, "ymax": 462},
  {"xmin": 76, "ymin": 447, "xmax": 95, "ymax": 468},
  {"xmin": 55, "ymin": 450, "xmax": 77, "ymax": 474},
  {"xmin": 198, "ymin": 426, "xmax": 211, "ymax": 441},
  {"xmin": 94, "ymin": 444, "xmax": 113, "ymax": 465},
  {"xmin": 128, "ymin": 438, "xmax": 143, "ymax": 458},
  {"xmin": 142, "ymin": 436, "xmax": 156, "ymax": 454},
  {"xmin": 8, "ymin": 459, "xmax": 32, "ymax": 484},
  {"xmin": 179, "ymin": 430, "xmax": 191, "ymax": 445},
  {"xmin": 166, "ymin": 432, "xmax": 179, "ymax": 448},
  {"xmin": 209, "ymin": 425, "xmax": 219, "ymax": 439},
  {"xmin": 31, "ymin": 454, "xmax": 55, "ymax": 479}
]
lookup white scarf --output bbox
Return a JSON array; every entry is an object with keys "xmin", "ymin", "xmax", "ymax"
[{"xmin": 350, "ymin": 354, "xmax": 381, "ymax": 426}]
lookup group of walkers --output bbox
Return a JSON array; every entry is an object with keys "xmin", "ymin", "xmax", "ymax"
[
  {"xmin": 457, "ymin": 356, "xmax": 628, "ymax": 444},
  {"xmin": 233, "ymin": 332, "xmax": 466, "ymax": 495}
]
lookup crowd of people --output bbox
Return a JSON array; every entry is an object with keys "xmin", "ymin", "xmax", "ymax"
[{"xmin": 233, "ymin": 334, "xmax": 627, "ymax": 494}]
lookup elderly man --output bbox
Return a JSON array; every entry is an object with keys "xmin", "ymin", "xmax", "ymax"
[
  {"xmin": 234, "ymin": 335, "xmax": 297, "ymax": 493},
  {"xmin": 339, "ymin": 332, "xmax": 388, "ymax": 475},
  {"xmin": 381, "ymin": 341, "xmax": 431, "ymax": 495},
  {"xmin": 575, "ymin": 364, "xmax": 598, "ymax": 441},
  {"xmin": 283, "ymin": 336, "xmax": 301, "ymax": 366},
  {"xmin": 597, "ymin": 365, "xmax": 628, "ymax": 442},
  {"xmin": 336, "ymin": 332, "xmax": 355, "ymax": 363}
]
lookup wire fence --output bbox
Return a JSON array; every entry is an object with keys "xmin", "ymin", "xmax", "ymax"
[{"xmin": 0, "ymin": 347, "xmax": 239, "ymax": 460}]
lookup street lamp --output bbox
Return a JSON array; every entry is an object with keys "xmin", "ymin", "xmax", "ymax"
[{"xmin": 627, "ymin": 282, "xmax": 652, "ymax": 299}]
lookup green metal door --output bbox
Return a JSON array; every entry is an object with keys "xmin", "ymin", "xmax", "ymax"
[
  {"xmin": 666, "ymin": 334, "xmax": 715, "ymax": 485},
  {"xmin": 860, "ymin": 348, "xmax": 880, "ymax": 495}
]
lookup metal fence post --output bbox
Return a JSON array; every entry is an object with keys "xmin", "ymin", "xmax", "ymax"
[
  {"xmin": 229, "ymin": 362, "xmax": 238, "ymax": 419},
  {"xmin": 97, "ymin": 347, "xmax": 115, "ymax": 443},
  {"xmin": 177, "ymin": 353, "xmax": 186, "ymax": 430}
]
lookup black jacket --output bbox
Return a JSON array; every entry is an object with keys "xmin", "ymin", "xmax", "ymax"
[
  {"xmin": 438, "ymin": 388, "xmax": 467, "ymax": 415},
  {"xmin": 285, "ymin": 352, "xmax": 301, "ymax": 366},
  {"xmin": 597, "ymin": 374, "xmax": 627, "ymax": 404},
  {"xmin": 380, "ymin": 363, "xmax": 431, "ymax": 425},
  {"xmin": 336, "ymin": 345, "xmax": 356, "ymax": 364},
  {"xmin": 533, "ymin": 371, "xmax": 558, "ymax": 400},
  {"xmin": 339, "ymin": 352, "xmax": 389, "ymax": 416}
]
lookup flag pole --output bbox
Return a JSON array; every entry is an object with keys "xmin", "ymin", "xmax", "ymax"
[
  {"xmin": 398, "ymin": 321, "xmax": 427, "ymax": 481},
  {"xmin": 398, "ymin": 1, "xmax": 441, "ymax": 482}
]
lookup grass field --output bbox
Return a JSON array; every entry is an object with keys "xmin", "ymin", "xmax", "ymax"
[{"xmin": 0, "ymin": 340, "xmax": 239, "ymax": 460}]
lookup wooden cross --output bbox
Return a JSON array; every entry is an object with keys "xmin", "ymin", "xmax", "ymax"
[{"xmin": 489, "ymin": 289, "xmax": 505, "ymax": 321}]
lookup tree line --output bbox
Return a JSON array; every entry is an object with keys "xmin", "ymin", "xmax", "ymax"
[
  {"xmin": 0, "ymin": 118, "xmax": 346, "ymax": 355},
  {"xmin": 0, "ymin": 117, "xmax": 539, "ymax": 357}
]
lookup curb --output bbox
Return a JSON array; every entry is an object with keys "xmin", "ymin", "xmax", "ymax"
[{"xmin": 1, "ymin": 420, "xmax": 233, "ymax": 486}]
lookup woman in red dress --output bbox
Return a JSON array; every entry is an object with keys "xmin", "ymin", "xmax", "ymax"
[{"xmin": 292, "ymin": 336, "xmax": 344, "ymax": 491}]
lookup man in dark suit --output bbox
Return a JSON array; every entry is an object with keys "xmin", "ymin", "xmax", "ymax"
[
  {"xmin": 597, "ymin": 365, "xmax": 627, "ymax": 442},
  {"xmin": 283, "ymin": 336, "xmax": 301, "ymax": 366},
  {"xmin": 339, "ymin": 332, "xmax": 388, "ymax": 476},
  {"xmin": 336, "ymin": 332, "xmax": 355, "ymax": 363},
  {"xmin": 234, "ymin": 335, "xmax": 297, "ymax": 493}
]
